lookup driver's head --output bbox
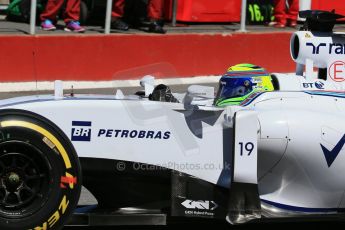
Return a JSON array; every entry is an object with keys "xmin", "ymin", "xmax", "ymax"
[{"xmin": 215, "ymin": 64, "xmax": 274, "ymax": 106}]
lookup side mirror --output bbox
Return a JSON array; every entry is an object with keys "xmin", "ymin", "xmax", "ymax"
[
  {"xmin": 140, "ymin": 75, "xmax": 155, "ymax": 96},
  {"xmin": 115, "ymin": 89, "xmax": 124, "ymax": 99}
]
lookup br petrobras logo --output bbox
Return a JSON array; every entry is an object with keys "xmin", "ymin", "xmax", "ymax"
[{"xmin": 71, "ymin": 121, "xmax": 92, "ymax": 141}]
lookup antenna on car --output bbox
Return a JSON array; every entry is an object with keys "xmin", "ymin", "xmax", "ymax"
[
  {"xmin": 32, "ymin": 51, "xmax": 38, "ymax": 94},
  {"xmin": 70, "ymin": 85, "xmax": 74, "ymax": 97}
]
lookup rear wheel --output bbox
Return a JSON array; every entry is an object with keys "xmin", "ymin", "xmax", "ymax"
[{"xmin": 0, "ymin": 109, "xmax": 81, "ymax": 230}]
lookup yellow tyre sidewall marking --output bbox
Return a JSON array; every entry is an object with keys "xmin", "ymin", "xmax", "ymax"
[{"xmin": 1, "ymin": 120, "xmax": 71, "ymax": 169}]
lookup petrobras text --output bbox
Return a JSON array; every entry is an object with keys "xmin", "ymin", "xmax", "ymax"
[{"xmin": 97, "ymin": 129, "xmax": 171, "ymax": 140}]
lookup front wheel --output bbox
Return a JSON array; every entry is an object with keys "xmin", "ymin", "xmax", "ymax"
[{"xmin": 0, "ymin": 109, "xmax": 82, "ymax": 230}]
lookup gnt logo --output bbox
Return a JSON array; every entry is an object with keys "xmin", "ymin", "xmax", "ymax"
[
  {"xmin": 181, "ymin": 199, "xmax": 218, "ymax": 210},
  {"xmin": 71, "ymin": 121, "xmax": 92, "ymax": 141}
]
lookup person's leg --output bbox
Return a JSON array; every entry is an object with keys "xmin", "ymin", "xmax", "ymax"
[
  {"xmin": 63, "ymin": 0, "xmax": 80, "ymax": 23},
  {"xmin": 63, "ymin": 0, "xmax": 85, "ymax": 32},
  {"xmin": 147, "ymin": 0, "xmax": 164, "ymax": 20},
  {"xmin": 111, "ymin": 0, "xmax": 129, "ymax": 31},
  {"xmin": 40, "ymin": 0, "xmax": 64, "ymax": 23},
  {"xmin": 147, "ymin": 0, "xmax": 166, "ymax": 33},
  {"xmin": 112, "ymin": 0, "xmax": 125, "ymax": 18},
  {"xmin": 287, "ymin": 0, "xmax": 299, "ymax": 27},
  {"xmin": 273, "ymin": 0, "xmax": 287, "ymax": 27}
]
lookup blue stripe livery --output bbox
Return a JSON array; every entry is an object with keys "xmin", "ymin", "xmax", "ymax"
[
  {"xmin": 72, "ymin": 121, "xmax": 92, "ymax": 126},
  {"xmin": 304, "ymin": 91, "xmax": 345, "ymax": 98},
  {"xmin": 320, "ymin": 134, "xmax": 345, "ymax": 167},
  {"xmin": 261, "ymin": 199, "xmax": 345, "ymax": 213}
]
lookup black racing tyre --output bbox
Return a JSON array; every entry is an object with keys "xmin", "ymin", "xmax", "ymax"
[{"xmin": 0, "ymin": 109, "xmax": 82, "ymax": 230}]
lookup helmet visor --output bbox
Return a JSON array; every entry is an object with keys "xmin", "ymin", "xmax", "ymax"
[{"xmin": 216, "ymin": 77, "xmax": 253, "ymax": 104}]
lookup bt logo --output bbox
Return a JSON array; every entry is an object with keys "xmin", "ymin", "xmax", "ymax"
[
  {"xmin": 71, "ymin": 121, "xmax": 92, "ymax": 141},
  {"xmin": 302, "ymin": 81, "xmax": 324, "ymax": 89}
]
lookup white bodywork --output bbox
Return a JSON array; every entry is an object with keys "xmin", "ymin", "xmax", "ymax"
[{"xmin": 1, "ymin": 79, "xmax": 345, "ymax": 215}]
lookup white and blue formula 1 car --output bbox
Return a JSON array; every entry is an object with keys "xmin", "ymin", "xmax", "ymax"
[{"xmin": 1, "ymin": 10, "xmax": 345, "ymax": 229}]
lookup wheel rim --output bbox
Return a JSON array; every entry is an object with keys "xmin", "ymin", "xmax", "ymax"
[{"xmin": 0, "ymin": 141, "xmax": 52, "ymax": 218}]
